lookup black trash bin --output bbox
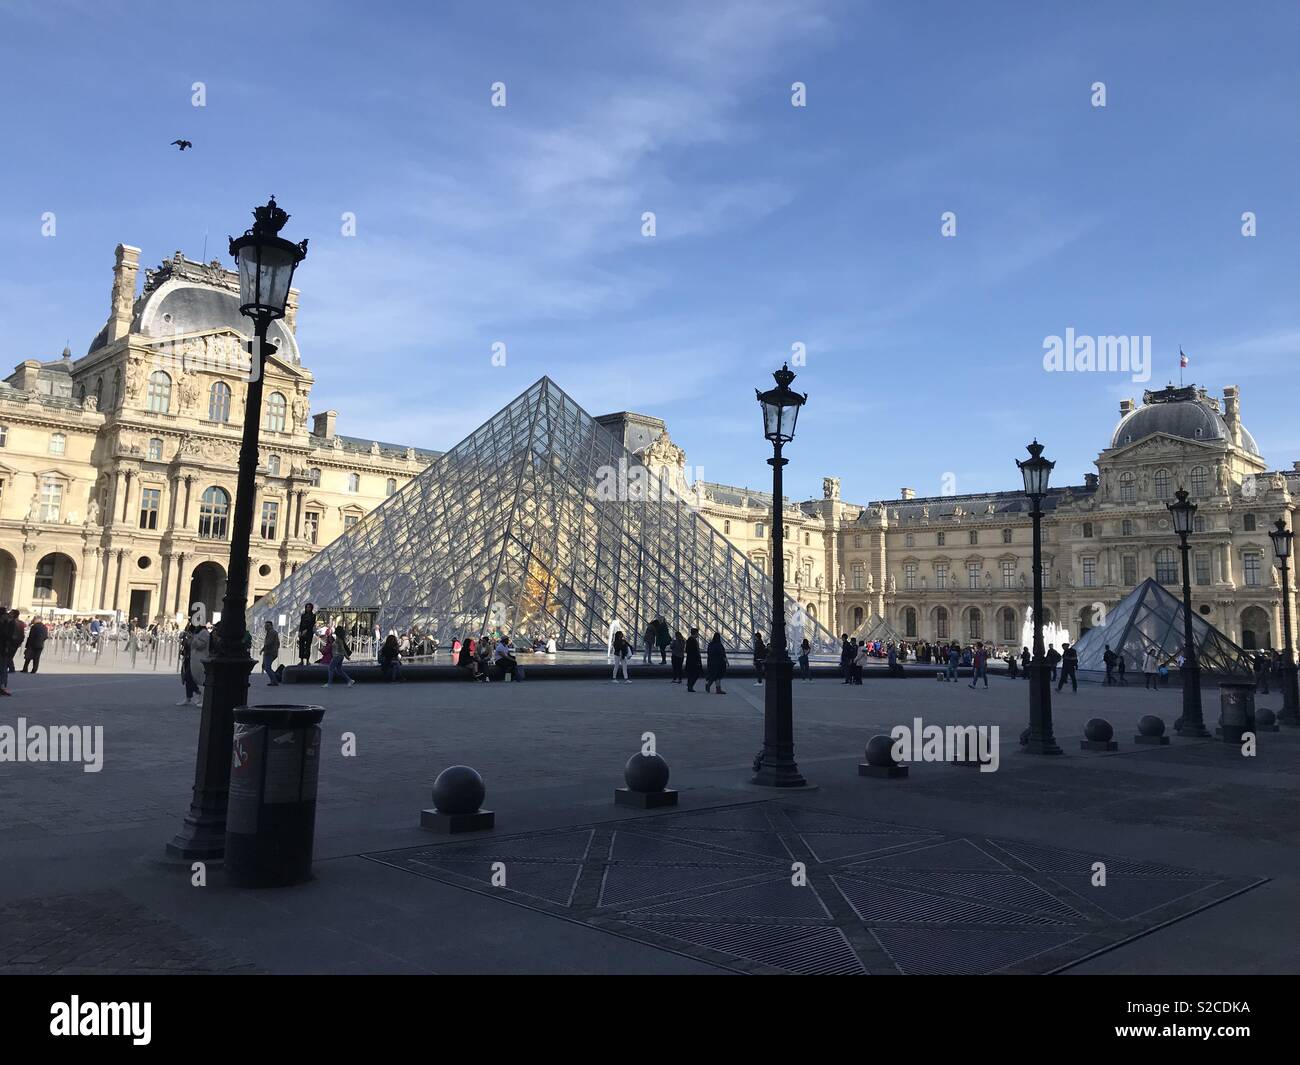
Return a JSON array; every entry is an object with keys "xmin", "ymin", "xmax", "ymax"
[
  {"xmin": 225, "ymin": 704, "xmax": 325, "ymax": 887},
  {"xmin": 1218, "ymin": 681, "xmax": 1256, "ymax": 744}
]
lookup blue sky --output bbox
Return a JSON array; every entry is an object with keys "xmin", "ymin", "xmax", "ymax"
[{"xmin": 2, "ymin": 0, "xmax": 1297, "ymax": 504}]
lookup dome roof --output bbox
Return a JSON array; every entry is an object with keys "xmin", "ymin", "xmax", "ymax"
[
  {"xmin": 1111, "ymin": 385, "xmax": 1259, "ymax": 456},
  {"xmin": 133, "ymin": 279, "xmax": 300, "ymax": 363}
]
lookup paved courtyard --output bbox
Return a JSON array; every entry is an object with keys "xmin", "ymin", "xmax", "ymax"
[{"xmin": 2, "ymin": 658, "xmax": 1297, "ymax": 974}]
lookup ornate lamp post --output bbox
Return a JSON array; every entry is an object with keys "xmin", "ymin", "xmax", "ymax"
[
  {"xmin": 1168, "ymin": 488, "xmax": 1209, "ymax": 737},
  {"xmin": 1268, "ymin": 518, "xmax": 1300, "ymax": 725},
  {"xmin": 752, "ymin": 364, "xmax": 808, "ymax": 787},
  {"xmin": 168, "ymin": 198, "xmax": 308, "ymax": 859},
  {"xmin": 1017, "ymin": 440, "xmax": 1061, "ymax": 755}
]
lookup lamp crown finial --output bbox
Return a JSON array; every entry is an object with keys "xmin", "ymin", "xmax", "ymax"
[
  {"xmin": 251, "ymin": 196, "xmax": 290, "ymax": 237},
  {"xmin": 773, "ymin": 363, "xmax": 796, "ymax": 389}
]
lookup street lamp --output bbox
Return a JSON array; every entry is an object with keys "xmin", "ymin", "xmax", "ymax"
[
  {"xmin": 752, "ymin": 364, "xmax": 808, "ymax": 787},
  {"xmin": 1016, "ymin": 441, "xmax": 1061, "ymax": 754},
  {"xmin": 1269, "ymin": 518, "xmax": 1300, "ymax": 725},
  {"xmin": 1167, "ymin": 488, "xmax": 1209, "ymax": 737},
  {"xmin": 168, "ymin": 197, "xmax": 307, "ymax": 859}
]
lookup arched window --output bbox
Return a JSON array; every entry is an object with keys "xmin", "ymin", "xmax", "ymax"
[
  {"xmin": 934, "ymin": 606, "xmax": 949, "ymax": 640},
  {"xmin": 1000, "ymin": 607, "xmax": 1016, "ymax": 642},
  {"xmin": 148, "ymin": 438, "xmax": 163, "ymax": 461},
  {"xmin": 1155, "ymin": 548, "xmax": 1177, "ymax": 583},
  {"xmin": 385, "ymin": 477, "xmax": 396, "ymax": 497},
  {"xmin": 1190, "ymin": 466, "xmax": 1208, "ymax": 496},
  {"xmin": 267, "ymin": 455, "xmax": 281, "ymax": 476},
  {"xmin": 903, "ymin": 607, "xmax": 917, "ymax": 638},
  {"xmin": 264, "ymin": 392, "xmax": 287, "ymax": 432},
  {"xmin": 147, "ymin": 370, "xmax": 171, "ymax": 413},
  {"xmin": 1153, "ymin": 468, "xmax": 1171, "ymax": 500},
  {"xmin": 198, "ymin": 486, "xmax": 230, "ymax": 540},
  {"xmin": 968, "ymin": 608, "xmax": 983, "ymax": 641},
  {"xmin": 111, "ymin": 369, "xmax": 121, "ymax": 409},
  {"xmin": 209, "ymin": 381, "xmax": 232, "ymax": 423},
  {"xmin": 309, "ymin": 467, "xmax": 321, "ymax": 487},
  {"xmin": 347, "ymin": 472, "xmax": 360, "ymax": 493},
  {"xmin": 1119, "ymin": 472, "xmax": 1136, "ymax": 502},
  {"xmin": 95, "ymin": 377, "xmax": 103, "ymax": 408},
  {"xmin": 853, "ymin": 606, "xmax": 864, "ymax": 628},
  {"xmin": 76, "ymin": 383, "xmax": 86, "ymax": 402}
]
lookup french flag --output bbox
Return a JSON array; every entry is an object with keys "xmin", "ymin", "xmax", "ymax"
[{"xmin": 1179, "ymin": 349, "xmax": 1189, "ymax": 368}]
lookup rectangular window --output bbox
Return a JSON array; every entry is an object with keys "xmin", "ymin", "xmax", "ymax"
[
  {"xmin": 260, "ymin": 500, "xmax": 279, "ymax": 540},
  {"xmin": 935, "ymin": 564, "xmax": 947, "ymax": 590},
  {"xmin": 39, "ymin": 478, "xmax": 63, "ymax": 522},
  {"xmin": 1001, "ymin": 560, "xmax": 1015, "ymax": 588},
  {"xmin": 49, "ymin": 433, "xmax": 66, "ymax": 456},
  {"xmin": 756, "ymin": 523, "xmax": 765, "ymax": 539},
  {"xmin": 905, "ymin": 532, "xmax": 914, "ymax": 548},
  {"xmin": 1195, "ymin": 552, "xmax": 1211, "ymax": 586},
  {"xmin": 1041, "ymin": 562, "xmax": 1051, "ymax": 589},
  {"xmin": 852, "ymin": 563, "xmax": 864, "ymax": 591},
  {"xmin": 967, "ymin": 563, "xmax": 980, "ymax": 590},
  {"xmin": 905, "ymin": 563, "xmax": 917, "ymax": 590},
  {"xmin": 344, "ymin": 514, "xmax": 359, "ymax": 532},
  {"xmin": 969, "ymin": 530, "xmax": 978, "ymax": 546},
  {"xmin": 1244, "ymin": 553, "xmax": 1261, "ymax": 587},
  {"xmin": 936, "ymin": 532, "xmax": 945, "ymax": 547},
  {"xmin": 139, "ymin": 487, "xmax": 160, "ymax": 530},
  {"xmin": 304, "ymin": 511, "xmax": 319, "ymax": 544},
  {"xmin": 0, "ymin": 425, "xmax": 7, "ymax": 447},
  {"xmin": 1082, "ymin": 557, "xmax": 1097, "ymax": 587},
  {"xmin": 1122, "ymin": 555, "xmax": 1137, "ymax": 585}
]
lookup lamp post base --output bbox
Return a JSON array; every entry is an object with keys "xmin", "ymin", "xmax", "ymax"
[
  {"xmin": 1175, "ymin": 720, "xmax": 1212, "ymax": 739},
  {"xmin": 752, "ymin": 655, "xmax": 806, "ymax": 787},
  {"xmin": 1278, "ymin": 664, "xmax": 1300, "ymax": 726}
]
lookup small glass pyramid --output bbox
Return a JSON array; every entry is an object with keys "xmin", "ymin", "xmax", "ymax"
[
  {"xmin": 1070, "ymin": 577, "xmax": 1254, "ymax": 677},
  {"xmin": 251, "ymin": 377, "xmax": 840, "ymax": 653}
]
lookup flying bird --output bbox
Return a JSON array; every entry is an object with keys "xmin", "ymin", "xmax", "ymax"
[{"xmin": 171, "ymin": 139, "xmax": 192, "ymax": 151}]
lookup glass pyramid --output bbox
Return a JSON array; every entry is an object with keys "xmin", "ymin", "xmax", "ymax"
[
  {"xmin": 1070, "ymin": 577, "xmax": 1254, "ymax": 678},
  {"xmin": 853, "ymin": 612, "xmax": 902, "ymax": 644},
  {"xmin": 251, "ymin": 377, "xmax": 840, "ymax": 654}
]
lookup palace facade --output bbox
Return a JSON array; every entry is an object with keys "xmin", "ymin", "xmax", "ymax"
[
  {"xmin": 1, "ymin": 246, "xmax": 436, "ymax": 623},
  {"xmin": 641, "ymin": 384, "xmax": 1298, "ymax": 651}
]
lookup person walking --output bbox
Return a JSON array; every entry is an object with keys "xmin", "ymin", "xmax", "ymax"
[
  {"xmin": 1045, "ymin": 644, "xmax": 1061, "ymax": 683},
  {"xmin": 1020, "ymin": 646, "xmax": 1031, "ymax": 678},
  {"xmin": 704, "ymin": 632, "xmax": 728, "ymax": 694},
  {"xmin": 1103, "ymin": 644, "xmax": 1116, "ymax": 685},
  {"xmin": 839, "ymin": 634, "xmax": 853, "ymax": 684},
  {"xmin": 656, "ymin": 618, "xmax": 671, "ymax": 665},
  {"xmin": 852, "ymin": 640, "xmax": 869, "ymax": 685},
  {"xmin": 22, "ymin": 617, "xmax": 49, "ymax": 675},
  {"xmin": 1142, "ymin": 645, "xmax": 1160, "ymax": 690},
  {"xmin": 612, "ymin": 630, "xmax": 632, "ymax": 683},
  {"xmin": 297, "ymin": 602, "xmax": 316, "ymax": 666},
  {"xmin": 752, "ymin": 632, "xmax": 768, "ymax": 686},
  {"xmin": 324, "ymin": 626, "xmax": 356, "ymax": 688},
  {"xmin": 798, "ymin": 637, "xmax": 811, "ymax": 682},
  {"xmin": 261, "ymin": 621, "xmax": 284, "ymax": 686},
  {"xmin": 1006, "ymin": 649, "xmax": 1018, "ymax": 679},
  {"xmin": 1115, "ymin": 651, "xmax": 1128, "ymax": 685},
  {"xmin": 1056, "ymin": 642, "xmax": 1078, "ymax": 693},
  {"xmin": 176, "ymin": 624, "xmax": 202, "ymax": 706},
  {"xmin": 684, "ymin": 628, "xmax": 703, "ymax": 691},
  {"xmin": 968, "ymin": 641, "xmax": 989, "ymax": 689},
  {"xmin": 669, "ymin": 630, "xmax": 685, "ymax": 683}
]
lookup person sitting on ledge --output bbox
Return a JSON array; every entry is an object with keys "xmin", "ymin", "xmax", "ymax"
[
  {"xmin": 458, "ymin": 636, "xmax": 483, "ymax": 681},
  {"xmin": 494, "ymin": 634, "xmax": 521, "ymax": 681},
  {"xmin": 379, "ymin": 632, "xmax": 403, "ymax": 682}
]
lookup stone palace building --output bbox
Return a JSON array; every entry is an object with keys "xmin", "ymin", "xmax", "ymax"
[
  {"xmin": 619, "ymin": 385, "xmax": 1298, "ymax": 652},
  {"xmin": 0, "ymin": 245, "xmax": 436, "ymax": 623}
]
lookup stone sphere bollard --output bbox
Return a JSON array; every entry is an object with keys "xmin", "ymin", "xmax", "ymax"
[
  {"xmin": 616, "ymin": 751, "xmax": 677, "ymax": 807},
  {"xmin": 1081, "ymin": 717, "xmax": 1118, "ymax": 752},
  {"xmin": 860, "ymin": 733, "xmax": 907, "ymax": 779},
  {"xmin": 1019, "ymin": 726, "xmax": 1031, "ymax": 747},
  {"xmin": 1134, "ymin": 713, "xmax": 1170, "ymax": 746},
  {"xmin": 433, "ymin": 765, "xmax": 486, "ymax": 814},
  {"xmin": 1255, "ymin": 706, "xmax": 1279, "ymax": 732},
  {"xmin": 1084, "ymin": 718, "xmax": 1113, "ymax": 743},
  {"xmin": 624, "ymin": 752, "xmax": 670, "ymax": 793}
]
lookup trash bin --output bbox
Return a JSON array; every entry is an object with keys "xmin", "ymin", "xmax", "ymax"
[
  {"xmin": 225, "ymin": 704, "xmax": 325, "ymax": 887},
  {"xmin": 1218, "ymin": 681, "xmax": 1256, "ymax": 744}
]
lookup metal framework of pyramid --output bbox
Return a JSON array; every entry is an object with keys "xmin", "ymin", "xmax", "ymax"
[
  {"xmin": 251, "ymin": 377, "xmax": 840, "ymax": 654},
  {"xmin": 851, "ymin": 612, "xmax": 902, "ymax": 645},
  {"xmin": 1071, "ymin": 577, "xmax": 1254, "ymax": 677}
]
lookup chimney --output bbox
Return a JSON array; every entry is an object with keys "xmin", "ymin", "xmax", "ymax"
[
  {"xmin": 1119, "ymin": 397, "xmax": 1134, "ymax": 417},
  {"xmin": 11, "ymin": 359, "xmax": 42, "ymax": 391},
  {"xmin": 1223, "ymin": 386, "xmax": 1243, "ymax": 449},
  {"xmin": 900, "ymin": 487, "xmax": 915, "ymax": 501},
  {"xmin": 312, "ymin": 410, "xmax": 338, "ymax": 438},
  {"xmin": 105, "ymin": 244, "xmax": 141, "ymax": 345},
  {"xmin": 1084, "ymin": 473, "xmax": 1098, "ymax": 490}
]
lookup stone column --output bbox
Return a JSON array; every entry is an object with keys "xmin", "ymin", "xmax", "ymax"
[
  {"xmin": 14, "ymin": 541, "xmax": 38, "ymax": 612},
  {"xmin": 111, "ymin": 549, "xmax": 126, "ymax": 611},
  {"xmin": 173, "ymin": 553, "xmax": 189, "ymax": 616},
  {"xmin": 168, "ymin": 474, "xmax": 181, "ymax": 529},
  {"xmin": 158, "ymin": 552, "xmax": 172, "ymax": 618},
  {"xmin": 120, "ymin": 471, "xmax": 134, "ymax": 524},
  {"xmin": 1222, "ymin": 543, "xmax": 1235, "ymax": 585},
  {"xmin": 182, "ymin": 476, "xmax": 194, "ymax": 528}
]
